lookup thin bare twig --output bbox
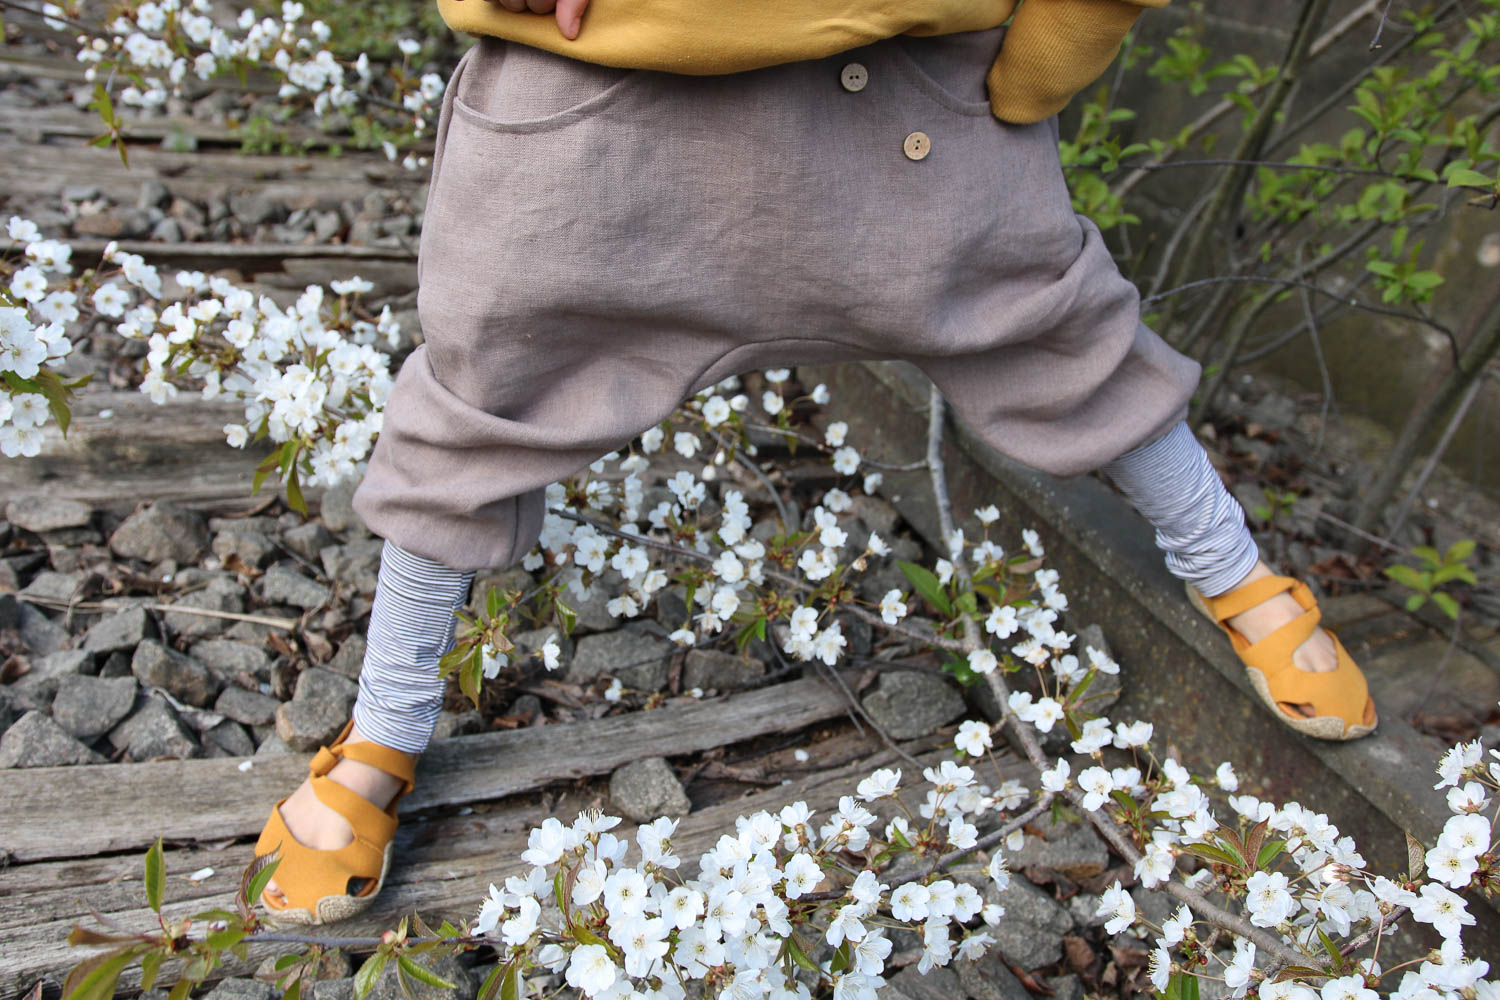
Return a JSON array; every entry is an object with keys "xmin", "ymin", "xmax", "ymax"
[{"xmin": 15, "ymin": 594, "xmax": 298, "ymax": 629}]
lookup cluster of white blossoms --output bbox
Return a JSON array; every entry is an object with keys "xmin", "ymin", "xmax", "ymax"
[
  {"xmin": 1, "ymin": 217, "xmax": 81, "ymax": 457},
  {"xmin": 2, "ymin": 216, "xmax": 398, "ymax": 494},
  {"xmin": 61, "ymin": 0, "xmax": 439, "ymax": 169},
  {"xmin": 472, "ymin": 761, "xmax": 1015, "ymax": 1000}
]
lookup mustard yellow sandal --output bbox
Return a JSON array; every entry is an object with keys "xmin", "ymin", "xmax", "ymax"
[
  {"xmin": 1187, "ymin": 576, "xmax": 1378, "ymax": 741},
  {"xmin": 254, "ymin": 721, "xmax": 416, "ymax": 925}
]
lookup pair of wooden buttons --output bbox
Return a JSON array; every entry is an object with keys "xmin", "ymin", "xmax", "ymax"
[{"xmin": 840, "ymin": 62, "xmax": 931, "ymax": 162}]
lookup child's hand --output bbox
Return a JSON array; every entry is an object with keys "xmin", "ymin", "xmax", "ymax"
[{"xmin": 482, "ymin": 0, "xmax": 590, "ymax": 40}]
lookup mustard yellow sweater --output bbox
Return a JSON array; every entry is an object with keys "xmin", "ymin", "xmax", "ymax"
[{"xmin": 434, "ymin": 0, "xmax": 1168, "ymax": 124}]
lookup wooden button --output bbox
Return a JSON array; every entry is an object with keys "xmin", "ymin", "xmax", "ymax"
[
  {"xmin": 840, "ymin": 62, "xmax": 869, "ymax": 93},
  {"xmin": 903, "ymin": 131, "xmax": 931, "ymax": 161}
]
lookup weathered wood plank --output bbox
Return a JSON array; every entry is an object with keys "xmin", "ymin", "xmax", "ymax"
[
  {"xmin": 0, "ymin": 138, "xmax": 421, "ymax": 206},
  {"xmin": 0, "ymin": 389, "xmax": 273, "ymax": 513},
  {"xmin": 5, "ymin": 745, "xmax": 955, "ymax": 999},
  {"xmin": 2, "ymin": 677, "xmax": 852, "ymax": 862}
]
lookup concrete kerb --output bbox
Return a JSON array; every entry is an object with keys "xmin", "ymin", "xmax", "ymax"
[{"xmin": 802, "ymin": 360, "xmax": 1497, "ymax": 949}]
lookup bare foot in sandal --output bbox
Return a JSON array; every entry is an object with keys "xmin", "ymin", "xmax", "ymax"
[
  {"xmin": 259, "ymin": 723, "xmax": 412, "ymax": 917},
  {"xmin": 1220, "ymin": 561, "xmax": 1338, "ymax": 718}
]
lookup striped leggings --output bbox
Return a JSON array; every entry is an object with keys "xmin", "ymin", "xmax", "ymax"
[{"xmin": 350, "ymin": 420, "xmax": 1257, "ymax": 753}]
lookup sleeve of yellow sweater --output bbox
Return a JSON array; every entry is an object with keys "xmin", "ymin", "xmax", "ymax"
[{"xmin": 987, "ymin": 0, "xmax": 1167, "ymax": 124}]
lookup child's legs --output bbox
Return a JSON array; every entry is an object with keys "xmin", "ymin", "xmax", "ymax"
[
  {"xmin": 1098, "ymin": 421, "xmax": 1259, "ymax": 597},
  {"xmin": 350, "ymin": 541, "xmax": 474, "ymax": 754}
]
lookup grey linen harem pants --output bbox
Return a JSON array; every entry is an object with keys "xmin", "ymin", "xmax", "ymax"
[{"xmin": 352, "ymin": 27, "xmax": 1202, "ymax": 573}]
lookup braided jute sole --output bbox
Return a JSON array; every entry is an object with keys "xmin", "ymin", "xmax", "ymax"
[
  {"xmin": 1185, "ymin": 583, "xmax": 1377, "ymax": 741},
  {"xmin": 261, "ymin": 840, "xmax": 395, "ymax": 926}
]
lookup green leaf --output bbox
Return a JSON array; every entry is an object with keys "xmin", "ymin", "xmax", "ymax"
[
  {"xmin": 783, "ymin": 936, "xmax": 821, "ymax": 975},
  {"xmin": 829, "ymin": 941, "xmax": 852, "ymax": 975},
  {"xmin": 487, "ymin": 587, "xmax": 502, "ymax": 619},
  {"xmin": 476, "ymin": 962, "xmax": 509, "ymax": 1000},
  {"xmin": 1256, "ymin": 839, "xmax": 1286, "ymax": 869},
  {"xmin": 353, "ymin": 953, "xmax": 390, "ymax": 1000},
  {"xmin": 274, "ymin": 955, "xmax": 304, "ymax": 972},
  {"xmin": 285, "ymin": 465, "xmax": 306, "ymax": 515},
  {"xmin": 1405, "ymin": 593, "xmax": 1428, "ymax": 612},
  {"xmin": 207, "ymin": 926, "xmax": 246, "ymax": 951},
  {"xmin": 62, "ymin": 950, "xmax": 138, "ymax": 1000},
  {"xmin": 241, "ymin": 853, "xmax": 280, "ymax": 916},
  {"xmin": 1432, "ymin": 591, "xmax": 1459, "ymax": 620},
  {"xmin": 397, "ymin": 956, "xmax": 458, "ymax": 991},
  {"xmin": 1444, "ymin": 539, "xmax": 1476, "ymax": 564},
  {"xmin": 283, "ymin": 980, "xmax": 302, "ymax": 1000},
  {"xmin": 500, "ymin": 966, "xmax": 519, "ymax": 1000},
  {"xmin": 1181, "ymin": 843, "xmax": 1242, "ymax": 868},
  {"xmin": 897, "ymin": 560, "xmax": 952, "ymax": 616},
  {"xmin": 139, "ymin": 952, "xmax": 163, "ymax": 993},
  {"xmin": 1445, "ymin": 167, "xmax": 1495, "ymax": 188},
  {"xmin": 145, "ymin": 837, "xmax": 165, "ymax": 914},
  {"xmin": 1182, "ymin": 972, "xmax": 1200, "ymax": 1000}
]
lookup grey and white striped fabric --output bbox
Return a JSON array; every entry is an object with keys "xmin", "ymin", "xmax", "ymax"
[
  {"xmin": 348, "ymin": 421, "xmax": 1256, "ymax": 755},
  {"xmin": 350, "ymin": 540, "xmax": 474, "ymax": 754},
  {"xmin": 1100, "ymin": 420, "xmax": 1260, "ymax": 599}
]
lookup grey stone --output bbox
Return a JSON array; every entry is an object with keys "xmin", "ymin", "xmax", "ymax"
[
  {"xmin": 1006, "ymin": 812, "xmax": 1109, "ymax": 880},
  {"xmin": 511, "ymin": 627, "xmax": 570, "ymax": 672},
  {"xmin": 99, "ymin": 651, "xmax": 132, "ymax": 678},
  {"xmin": 859, "ymin": 669, "xmax": 965, "ymax": 740},
  {"xmin": 609, "ymin": 756, "xmax": 691, "ymax": 822},
  {"xmin": 275, "ymin": 698, "xmax": 346, "ymax": 751},
  {"xmin": 205, "ymin": 718, "xmax": 256, "ymax": 757},
  {"xmin": 212, "ymin": 529, "xmax": 278, "ymax": 568},
  {"xmin": 83, "ymin": 606, "xmax": 154, "ymax": 654},
  {"xmin": 1247, "ymin": 392, "xmax": 1298, "ymax": 432},
  {"xmin": 987, "ymin": 874, "xmax": 1072, "ymax": 970},
  {"xmin": 1049, "ymin": 974, "xmax": 1085, "ymax": 1000},
  {"xmin": 202, "ymin": 978, "xmax": 275, "ymax": 1000},
  {"xmin": 1132, "ymin": 884, "xmax": 1176, "ymax": 931},
  {"xmin": 28, "ymin": 648, "xmax": 93, "ymax": 681},
  {"xmin": 1073, "ymin": 624, "xmax": 1121, "ymax": 712},
  {"xmin": 0, "ymin": 711, "xmax": 106, "ymax": 767},
  {"xmin": 884, "ymin": 965, "xmax": 962, "ymax": 1000},
  {"xmin": 432, "ymin": 710, "xmax": 485, "ymax": 739},
  {"xmin": 0, "ymin": 688, "xmax": 15, "ymax": 736},
  {"xmin": 320, "ymin": 539, "xmax": 383, "ymax": 593},
  {"xmin": 131, "ymin": 640, "xmax": 221, "ymax": 707},
  {"xmin": 150, "ymin": 218, "xmax": 183, "ymax": 243},
  {"xmin": 326, "ymin": 635, "xmax": 366, "ymax": 680},
  {"xmin": 569, "ymin": 622, "xmax": 675, "ymax": 691},
  {"xmin": 209, "ymin": 515, "xmax": 280, "ymax": 535},
  {"xmin": 137, "ymin": 178, "xmax": 171, "ymax": 210},
  {"xmin": 465, "ymin": 568, "xmax": 534, "ymax": 616},
  {"xmin": 228, "ymin": 192, "xmax": 282, "ymax": 226},
  {"xmin": 165, "ymin": 578, "xmax": 247, "ymax": 637},
  {"xmin": 110, "ymin": 503, "xmax": 209, "ymax": 563},
  {"xmin": 215, "ymin": 685, "xmax": 281, "ymax": 726},
  {"xmin": 509, "ymin": 693, "xmax": 542, "ymax": 719},
  {"xmin": 192, "ymin": 639, "xmax": 271, "ymax": 678},
  {"xmin": 312, "ymin": 979, "xmax": 354, "ymax": 1000},
  {"xmin": 261, "ymin": 564, "xmax": 331, "ymax": 609},
  {"xmin": 109, "ymin": 694, "xmax": 201, "ymax": 761},
  {"xmin": 682, "ymin": 649, "xmax": 764, "ymax": 691},
  {"xmin": 40, "ymin": 525, "xmax": 101, "ymax": 546},
  {"xmin": 255, "ymin": 730, "xmax": 293, "ymax": 755},
  {"xmin": 652, "ymin": 587, "xmax": 690, "ymax": 631},
  {"xmin": 368, "ymin": 951, "xmax": 474, "ymax": 1000},
  {"xmin": 62, "ymin": 183, "xmax": 101, "ymax": 202},
  {"xmin": 284, "ymin": 521, "xmax": 335, "ymax": 561},
  {"xmin": 6, "ymin": 496, "xmax": 91, "ymax": 533},
  {"xmin": 319, "ymin": 482, "xmax": 367, "ymax": 537},
  {"xmin": 0, "ymin": 592, "xmax": 17, "ymax": 630},
  {"xmin": 569, "ymin": 583, "xmax": 619, "ymax": 634},
  {"xmin": 850, "ymin": 494, "xmax": 900, "ymax": 537},
  {"xmin": 20, "ymin": 570, "xmax": 88, "ymax": 603},
  {"xmin": 51, "ymin": 674, "xmax": 139, "ymax": 741},
  {"xmin": 294, "ymin": 666, "xmax": 358, "ymax": 716},
  {"xmin": 955, "ymin": 949, "xmax": 1031, "ymax": 1000},
  {"xmin": 313, "ymin": 211, "xmax": 344, "ymax": 242}
]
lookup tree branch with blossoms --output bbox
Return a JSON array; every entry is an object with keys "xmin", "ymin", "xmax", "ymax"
[{"xmin": 6, "ymin": 212, "xmax": 1493, "ymax": 999}]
